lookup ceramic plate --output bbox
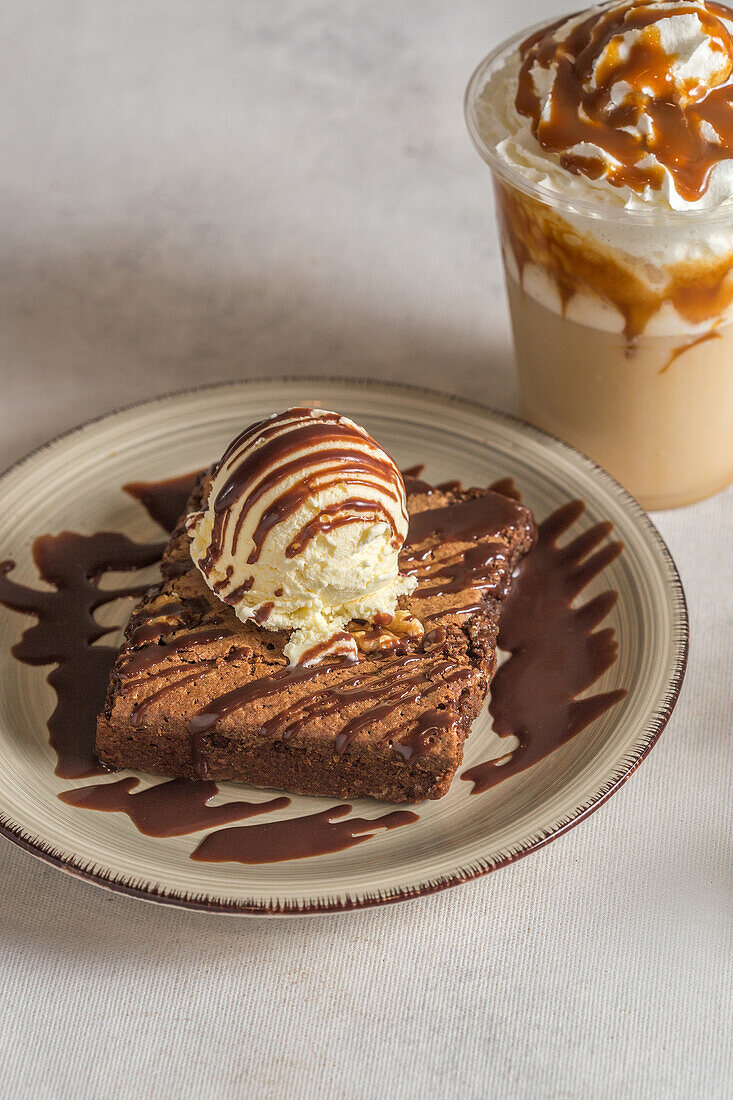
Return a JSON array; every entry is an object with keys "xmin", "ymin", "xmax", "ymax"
[{"xmin": 0, "ymin": 379, "xmax": 687, "ymax": 914}]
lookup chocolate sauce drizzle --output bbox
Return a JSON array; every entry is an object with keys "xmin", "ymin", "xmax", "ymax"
[
  {"xmin": 120, "ymin": 626, "xmax": 234, "ymax": 677},
  {"xmin": 197, "ymin": 409, "xmax": 408, "ymax": 595},
  {"xmin": 285, "ymin": 498, "xmax": 399, "ymax": 558},
  {"xmin": 179, "ymin": 482, "xmax": 536, "ymax": 774},
  {"xmin": 183, "ymin": 631, "xmax": 476, "ymax": 775},
  {"xmin": 59, "ymin": 777, "xmax": 289, "ymax": 837},
  {"xmin": 297, "ymin": 630, "xmax": 357, "ymax": 667},
  {"xmin": 401, "ymin": 464, "xmax": 436, "ymax": 496},
  {"xmin": 401, "ymin": 486, "xmax": 532, "ymax": 621},
  {"xmin": 191, "ymin": 804, "xmax": 418, "ymax": 864},
  {"xmin": 462, "ymin": 482, "xmax": 627, "ymax": 794},
  {"xmin": 405, "ymin": 490, "xmax": 533, "ymax": 548},
  {"xmin": 391, "ymin": 708, "xmax": 459, "ymax": 761}
]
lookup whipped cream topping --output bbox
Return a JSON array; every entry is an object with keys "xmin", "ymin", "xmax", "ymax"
[{"xmin": 477, "ymin": 0, "xmax": 733, "ymax": 211}]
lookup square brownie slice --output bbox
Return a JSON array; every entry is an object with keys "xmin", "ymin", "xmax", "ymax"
[{"xmin": 96, "ymin": 472, "xmax": 535, "ymax": 802}]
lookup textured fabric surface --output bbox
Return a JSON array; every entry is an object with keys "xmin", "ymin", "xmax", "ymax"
[{"xmin": 1, "ymin": 1, "xmax": 731, "ymax": 1097}]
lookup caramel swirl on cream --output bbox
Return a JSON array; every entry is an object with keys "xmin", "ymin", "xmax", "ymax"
[{"xmin": 517, "ymin": 0, "xmax": 733, "ymax": 204}]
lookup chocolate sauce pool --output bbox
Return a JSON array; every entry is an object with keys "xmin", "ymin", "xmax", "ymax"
[
  {"xmin": 191, "ymin": 804, "xmax": 418, "ymax": 863},
  {"xmin": 0, "ymin": 533, "xmax": 164, "ymax": 777},
  {"xmin": 123, "ymin": 472, "xmax": 199, "ymax": 537},
  {"xmin": 60, "ymin": 777, "xmax": 289, "ymax": 837},
  {"xmin": 0, "ymin": 467, "xmax": 626, "ymax": 864},
  {"xmin": 0, "ymin": 474, "xmax": 197, "ymax": 777},
  {"xmin": 462, "ymin": 483, "xmax": 627, "ymax": 794}
]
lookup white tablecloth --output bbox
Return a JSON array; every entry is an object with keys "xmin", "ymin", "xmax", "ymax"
[{"xmin": 1, "ymin": 2, "xmax": 731, "ymax": 1097}]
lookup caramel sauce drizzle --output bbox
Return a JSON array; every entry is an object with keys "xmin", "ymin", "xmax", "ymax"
[
  {"xmin": 659, "ymin": 322, "xmax": 723, "ymax": 369},
  {"xmin": 497, "ymin": 178, "xmax": 733, "ymax": 339},
  {"xmin": 504, "ymin": 3, "xmax": 733, "ymax": 340},
  {"xmin": 517, "ymin": 0, "xmax": 733, "ymax": 202}
]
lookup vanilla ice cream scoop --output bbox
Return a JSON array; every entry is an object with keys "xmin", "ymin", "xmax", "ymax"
[{"xmin": 187, "ymin": 408, "xmax": 417, "ymax": 665}]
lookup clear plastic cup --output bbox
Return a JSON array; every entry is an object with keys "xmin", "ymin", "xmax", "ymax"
[{"xmin": 465, "ymin": 24, "xmax": 733, "ymax": 511}]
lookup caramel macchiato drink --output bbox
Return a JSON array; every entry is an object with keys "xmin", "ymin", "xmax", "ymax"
[{"xmin": 466, "ymin": 0, "xmax": 733, "ymax": 509}]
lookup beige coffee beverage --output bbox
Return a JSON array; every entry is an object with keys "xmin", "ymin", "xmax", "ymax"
[{"xmin": 466, "ymin": 0, "xmax": 733, "ymax": 510}]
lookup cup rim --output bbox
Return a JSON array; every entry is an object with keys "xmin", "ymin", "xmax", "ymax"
[{"xmin": 464, "ymin": 16, "xmax": 733, "ymax": 226}]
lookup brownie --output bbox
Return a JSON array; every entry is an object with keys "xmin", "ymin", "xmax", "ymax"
[{"xmin": 96, "ymin": 472, "xmax": 535, "ymax": 802}]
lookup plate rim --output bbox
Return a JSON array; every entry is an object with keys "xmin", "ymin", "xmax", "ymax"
[{"xmin": 0, "ymin": 375, "xmax": 689, "ymax": 916}]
